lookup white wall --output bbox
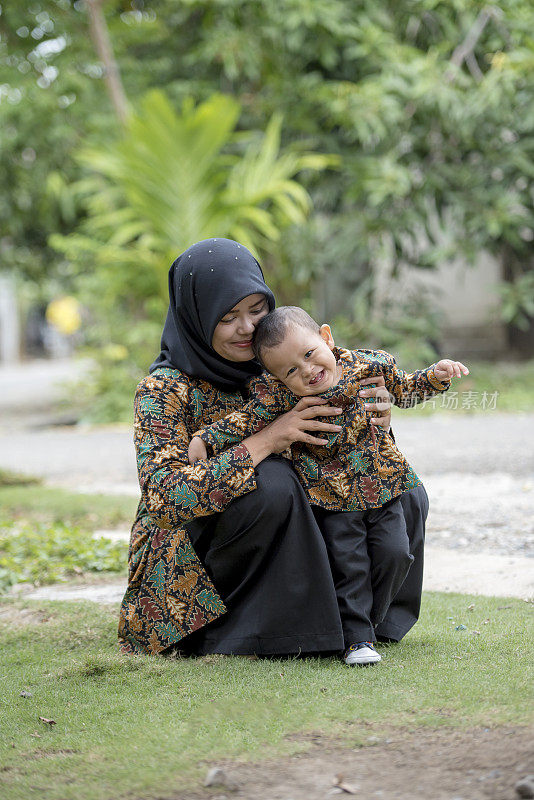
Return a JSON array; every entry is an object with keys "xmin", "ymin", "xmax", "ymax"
[
  {"xmin": 398, "ymin": 252, "xmax": 507, "ymax": 358},
  {"xmin": 404, "ymin": 251, "xmax": 502, "ymax": 326},
  {"xmin": 0, "ymin": 274, "xmax": 21, "ymax": 363}
]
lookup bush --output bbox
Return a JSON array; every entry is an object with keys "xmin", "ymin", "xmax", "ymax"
[
  {"xmin": 0, "ymin": 469, "xmax": 41, "ymax": 488},
  {"xmin": 0, "ymin": 521, "xmax": 127, "ymax": 594}
]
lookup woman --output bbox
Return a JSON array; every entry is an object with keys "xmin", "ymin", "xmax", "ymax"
[{"xmin": 118, "ymin": 238, "xmax": 426, "ymax": 656}]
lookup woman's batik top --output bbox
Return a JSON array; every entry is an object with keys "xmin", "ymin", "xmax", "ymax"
[
  {"xmin": 118, "ymin": 368, "xmax": 258, "ymax": 655},
  {"xmin": 196, "ymin": 349, "xmax": 450, "ymax": 511}
]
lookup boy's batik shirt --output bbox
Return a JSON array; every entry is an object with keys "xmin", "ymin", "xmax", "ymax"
[{"xmin": 196, "ymin": 348, "xmax": 450, "ymax": 511}]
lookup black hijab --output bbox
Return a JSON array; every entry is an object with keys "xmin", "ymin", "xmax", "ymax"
[{"xmin": 150, "ymin": 238, "xmax": 275, "ymax": 391}]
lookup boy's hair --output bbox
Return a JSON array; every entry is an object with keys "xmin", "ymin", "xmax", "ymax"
[{"xmin": 252, "ymin": 306, "xmax": 320, "ymax": 366}]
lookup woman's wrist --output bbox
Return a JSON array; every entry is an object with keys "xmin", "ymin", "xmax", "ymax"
[{"xmin": 242, "ymin": 430, "xmax": 277, "ymax": 467}]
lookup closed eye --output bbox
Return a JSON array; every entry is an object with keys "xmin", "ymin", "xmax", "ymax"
[
  {"xmin": 251, "ymin": 301, "xmax": 267, "ymax": 315},
  {"xmin": 220, "ymin": 301, "xmax": 266, "ymax": 324}
]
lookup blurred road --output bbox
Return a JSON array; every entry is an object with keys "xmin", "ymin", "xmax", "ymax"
[
  {"xmin": 0, "ymin": 358, "xmax": 88, "ymax": 422},
  {"xmin": 1, "ymin": 409, "xmax": 533, "ymax": 556},
  {"xmin": 1, "ymin": 360, "xmax": 533, "ymax": 599}
]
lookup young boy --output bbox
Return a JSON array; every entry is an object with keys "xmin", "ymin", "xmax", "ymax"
[{"xmin": 189, "ymin": 307, "xmax": 468, "ymax": 665}]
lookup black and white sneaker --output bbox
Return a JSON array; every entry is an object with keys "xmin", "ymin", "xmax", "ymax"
[{"xmin": 343, "ymin": 641, "xmax": 381, "ymax": 666}]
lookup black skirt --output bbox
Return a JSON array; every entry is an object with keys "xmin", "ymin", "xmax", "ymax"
[
  {"xmin": 179, "ymin": 457, "xmax": 344, "ymax": 655},
  {"xmin": 179, "ymin": 458, "xmax": 427, "ymax": 656}
]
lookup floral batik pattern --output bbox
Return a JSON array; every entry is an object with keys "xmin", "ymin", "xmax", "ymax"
[
  {"xmin": 118, "ymin": 368, "xmax": 257, "ymax": 655},
  {"xmin": 196, "ymin": 348, "xmax": 450, "ymax": 512}
]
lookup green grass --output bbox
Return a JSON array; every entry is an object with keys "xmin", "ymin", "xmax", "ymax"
[
  {"xmin": 0, "ymin": 487, "xmax": 135, "ymax": 593},
  {"xmin": 406, "ymin": 359, "xmax": 534, "ymax": 415},
  {"xmin": 0, "ymin": 593, "xmax": 532, "ymax": 800},
  {"xmin": 0, "ymin": 485, "xmax": 138, "ymax": 529}
]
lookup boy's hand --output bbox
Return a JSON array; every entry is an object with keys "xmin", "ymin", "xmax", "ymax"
[
  {"xmin": 434, "ymin": 359, "xmax": 469, "ymax": 382},
  {"xmin": 188, "ymin": 436, "xmax": 208, "ymax": 465}
]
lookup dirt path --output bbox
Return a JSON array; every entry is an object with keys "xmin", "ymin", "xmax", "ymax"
[{"xmin": 181, "ymin": 726, "xmax": 533, "ymax": 800}]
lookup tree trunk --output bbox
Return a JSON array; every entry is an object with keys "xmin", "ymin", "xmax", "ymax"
[{"xmin": 85, "ymin": 0, "xmax": 129, "ymax": 126}]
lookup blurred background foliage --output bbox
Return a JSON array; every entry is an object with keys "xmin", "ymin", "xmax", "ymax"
[{"xmin": 1, "ymin": 0, "xmax": 533, "ymax": 420}]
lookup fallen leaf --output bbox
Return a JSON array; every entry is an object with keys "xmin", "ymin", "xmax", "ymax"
[
  {"xmin": 470, "ymin": 630, "xmax": 481, "ymax": 635},
  {"xmin": 320, "ymin": 687, "xmax": 328, "ymax": 693},
  {"xmin": 20, "ymin": 691, "xmax": 32, "ymax": 698},
  {"xmin": 30, "ymin": 733, "xmax": 41, "ymax": 739},
  {"xmin": 497, "ymin": 605, "xmax": 512, "ymax": 610},
  {"xmin": 453, "ymin": 655, "xmax": 463, "ymax": 660},
  {"xmin": 333, "ymin": 774, "xmax": 358, "ymax": 794},
  {"xmin": 467, "ymin": 604, "xmax": 475, "ymax": 611},
  {"xmin": 38, "ymin": 717, "xmax": 56, "ymax": 726}
]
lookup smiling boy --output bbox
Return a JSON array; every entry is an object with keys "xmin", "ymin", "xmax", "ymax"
[{"xmin": 189, "ymin": 306, "xmax": 468, "ymax": 665}]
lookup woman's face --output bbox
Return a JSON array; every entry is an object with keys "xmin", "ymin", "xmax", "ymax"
[{"xmin": 211, "ymin": 293, "xmax": 269, "ymax": 361}]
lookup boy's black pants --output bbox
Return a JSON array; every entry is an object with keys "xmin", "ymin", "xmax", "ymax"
[{"xmin": 313, "ymin": 497, "xmax": 414, "ymax": 646}]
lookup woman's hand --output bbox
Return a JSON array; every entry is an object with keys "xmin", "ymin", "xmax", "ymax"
[
  {"xmin": 188, "ymin": 436, "xmax": 208, "ymax": 465},
  {"xmin": 358, "ymin": 375, "xmax": 392, "ymax": 429},
  {"xmin": 243, "ymin": 398, "xmax": 343, "ymax": 467}
]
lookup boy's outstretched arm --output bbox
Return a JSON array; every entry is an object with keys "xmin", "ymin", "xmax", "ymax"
[{"xmin": 375, "ymin": 351, "xmax": 469, "ymax": 408}]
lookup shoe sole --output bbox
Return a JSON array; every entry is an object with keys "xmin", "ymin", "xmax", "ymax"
[{"xmin": 344, "ymin": 656, "xmax": 381, "ymax": 666}]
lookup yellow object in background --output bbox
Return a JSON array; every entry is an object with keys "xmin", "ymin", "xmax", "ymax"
[
  {"xmin": 103, "ymin": 343, "xmax": 129, "ymax": 361},
  {"xmin": 45, "ymin": 296, "xmax": 82, "ymax": 336}
]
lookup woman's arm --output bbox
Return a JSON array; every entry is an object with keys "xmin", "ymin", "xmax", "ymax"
[
  {"xmin": 189, "ymin": 371, "xmax": 395, "ymax": 466},
  {"xmin": 239, "ymin": 396, "xmax": 344, "ymax": 465},
  {"xmin": 190, "ymin": 395, "xmax": 344, "ymax": 466},
  {"xmin": 193, "ymin": 375, "xmax": 294, "ymax": 452},
  {"xmin": 135, "ymin": 375, "xmax": 258, "ymax": 530},
  {"xmin": 192, "ymin": 374, "xmax": 344, "ymax": 460}
]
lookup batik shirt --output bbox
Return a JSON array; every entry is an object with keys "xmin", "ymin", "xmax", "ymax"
[
  {"xmin": 118, "ymin": 368, "xmax": 259, "ymax": 655},
  {"xmin": 195, "ymin": 348, "xmax": 450, "ymax": 512}
]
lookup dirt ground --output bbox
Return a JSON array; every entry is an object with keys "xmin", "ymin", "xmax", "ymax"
[{"xmin": 185, "ymin": 727, "xmax": 533, "ymax": 800}]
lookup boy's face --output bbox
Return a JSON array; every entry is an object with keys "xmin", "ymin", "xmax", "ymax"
[{"xmin": 262, "ymin": 323, "xmax": 340, "ymax": 396}]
